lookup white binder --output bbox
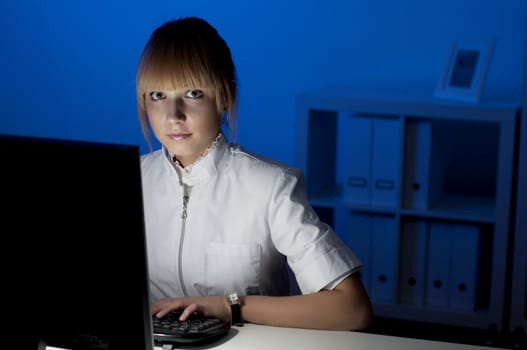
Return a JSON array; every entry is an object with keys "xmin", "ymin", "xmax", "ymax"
[
  {"xmin": 403, "ymin": 120, "xmax": 432, "ymax": 210},
  {"xmin": 449, "ymin": 223, "xmax": 481, "ymax": 310},
  {"xmin": 340, "ymin": 113, "xmax": 373, "ymax": 205},
  {"xmin": 425, "ymin": 222, "xmax": 452, "ymax": 307},
  {"xmin": 370, "ymin": 215, "xmax": 398, "ymax": 303},
  {"xmin": 398, "ymin": 220, "xmax": 428, "ymax": 305},
  {"xmin": 371, "ymin": 117, "xmax": 401, "ymax": 207},
  {"xmin": 333, "ymin": 209, "xmax": 372, "ymax": 292}
]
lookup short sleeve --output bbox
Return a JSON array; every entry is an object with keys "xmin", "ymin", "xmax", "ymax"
[{"xmin": 268, "ymin": 168, "xmax": 363, "ymax": 294}]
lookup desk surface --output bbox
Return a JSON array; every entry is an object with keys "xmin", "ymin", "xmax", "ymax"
[{"xmin": 153, "ymin": 323, "xmax": 508, "ymax": 350}]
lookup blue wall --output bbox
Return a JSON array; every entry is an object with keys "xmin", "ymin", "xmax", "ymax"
[{"xmin": 0, "ymin": 0, "xmax": 525, "ymax": 166}]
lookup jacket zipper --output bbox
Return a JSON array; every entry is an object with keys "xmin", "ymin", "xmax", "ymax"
[{"xmin": 178, "ymin": 184, "xmax": 190, "ymax": 296}]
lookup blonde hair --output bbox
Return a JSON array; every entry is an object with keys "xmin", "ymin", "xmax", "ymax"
[{"xmin": 136, "ymin": 17, "xmax": 238, "ymax": 150}]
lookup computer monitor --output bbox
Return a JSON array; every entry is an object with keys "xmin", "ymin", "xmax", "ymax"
[{"xmin": 1, "ymin": 134, "xmax": 153, "ymax": 350}]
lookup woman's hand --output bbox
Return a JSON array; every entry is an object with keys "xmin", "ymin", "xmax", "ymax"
[{"xmin": 152, "ymin": 295, "xmax": 231, "ymax": 322}]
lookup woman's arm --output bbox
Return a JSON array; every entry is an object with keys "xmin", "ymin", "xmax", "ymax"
[
  {"xmin": 241, "ymin": 274, "xmax": 372, "ymax": 331},
  {"xmin": 152, "ymin": 273, "xmax": 373, "ymax": 331}
]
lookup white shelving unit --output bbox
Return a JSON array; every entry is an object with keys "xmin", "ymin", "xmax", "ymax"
[
  {"xmin": 509, "ymin": 40, "xmax": 527, "ymax": 337},
  {"xmin": 295, "ymin": 87, "xmax": 520, "ymax": 331},
  {"xmin": 510, "ymin": 97, "xmax": 527, "ymax": 337}
]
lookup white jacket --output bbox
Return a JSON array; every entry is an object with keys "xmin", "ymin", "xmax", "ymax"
[{"xmin": 141, "ymin": 135, "xmax": 362, "ymax": 302}]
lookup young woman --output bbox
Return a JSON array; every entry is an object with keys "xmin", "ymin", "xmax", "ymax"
[{"xmin": 137, "ymin": 16, "xmax": 372, "ymax": 331}]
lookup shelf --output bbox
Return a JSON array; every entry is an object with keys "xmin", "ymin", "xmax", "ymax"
[
  {"xmin": 401, "ymin": 194, "xmax": 496, "ymax": 223},
  {"xmin": 373, "ymin": 303, "xmax": 500, "ymax": 330},
  {"xmin": 310, "ymin": 193, "xmax": 495, "ymax": 223}
]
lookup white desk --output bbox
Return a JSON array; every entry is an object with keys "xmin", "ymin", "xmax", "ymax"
[{"xmin": 153, "ymin": 323, "xmax": 508, "ymax": 350}]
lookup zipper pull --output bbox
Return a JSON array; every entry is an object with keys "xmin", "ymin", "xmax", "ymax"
[{"xmin": 181, "ymin": 186, "xmax": 190, "ymax": 219}]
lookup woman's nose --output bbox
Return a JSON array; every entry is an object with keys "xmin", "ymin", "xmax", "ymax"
[{"xmin": 166, "ymin": 99, "xmax": 186, "ymax": 121}]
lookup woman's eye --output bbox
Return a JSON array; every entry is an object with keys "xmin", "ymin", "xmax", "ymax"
[
  {"xmin": 149, "ymin": 91, "xmax": 166, "ymax": 101},
  {"xmin": 185, "ymin": 90, "xmax": 203, "ymax": 99}
]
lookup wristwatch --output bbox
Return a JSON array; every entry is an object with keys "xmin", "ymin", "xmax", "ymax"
[{"xmin": 227, "ymin": 292, "xmax": 244, "ymax": 326}]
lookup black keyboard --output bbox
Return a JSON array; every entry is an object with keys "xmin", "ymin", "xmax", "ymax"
[{"xmin": 152, "ymin": 311, "xmax": 231, "ymax": 345}]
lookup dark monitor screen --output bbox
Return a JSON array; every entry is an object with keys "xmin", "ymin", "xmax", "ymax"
[{"xmin": 1, "ymin": 134, "xmax": 153, "ymax": 350}]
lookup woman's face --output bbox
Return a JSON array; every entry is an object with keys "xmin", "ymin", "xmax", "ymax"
[{"xmin": 145, "ymin": 87, "xmax": 221, "ymax": 167}]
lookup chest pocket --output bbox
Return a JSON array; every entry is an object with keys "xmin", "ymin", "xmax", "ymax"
[{"xmin": 205, "ymin": 242, "xmax": 261, "ymax": 295}]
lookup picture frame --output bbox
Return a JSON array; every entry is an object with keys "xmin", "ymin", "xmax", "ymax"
[{"xmin": 434, "ymin": 39, "xmax": 496, "ymax": 103}]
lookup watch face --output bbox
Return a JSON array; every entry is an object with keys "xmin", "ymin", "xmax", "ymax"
[{"xmin": 228, "ymin": 293, "xmax": 239, "ymax": 304}]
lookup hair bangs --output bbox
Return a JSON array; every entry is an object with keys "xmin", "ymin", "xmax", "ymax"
[{"xmin": 137, "ymin": 47, "xmax": 215, "ymax": 95}]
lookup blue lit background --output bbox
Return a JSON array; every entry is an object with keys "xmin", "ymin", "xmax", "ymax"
[{"xmin": 0, "ymin": 0, "xmax": 524, "ymax": 166}]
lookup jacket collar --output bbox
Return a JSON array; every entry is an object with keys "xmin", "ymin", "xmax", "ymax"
[{"xmin": 161, "ymin": 132, "xmax": 230, "ymax": 186}]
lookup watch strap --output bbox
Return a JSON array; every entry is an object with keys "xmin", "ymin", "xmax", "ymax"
[{"xmin": 227, "ymin": 293, "xmax": 244, "ymax": 326}]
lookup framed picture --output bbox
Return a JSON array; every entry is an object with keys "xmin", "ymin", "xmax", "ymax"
[{"xmin": 434, "ymin": 39, "xmax": 496, "ymax": 103}]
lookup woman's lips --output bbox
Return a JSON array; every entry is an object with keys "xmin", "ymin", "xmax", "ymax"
[{"xmin": 167, "ymin": 132, "xmax": 191, "ymax": 141}]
